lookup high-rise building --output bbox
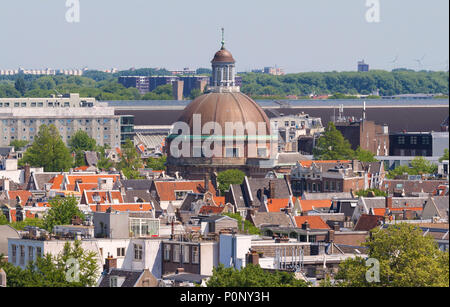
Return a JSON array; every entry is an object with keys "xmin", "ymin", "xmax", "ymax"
[
  {"xmin": 357, "ymin": 60, "xmax": 369, "ymax": 72},
  {"xmin": 118, "ymin": 76, "xmax": 150, "ymax": 94}
]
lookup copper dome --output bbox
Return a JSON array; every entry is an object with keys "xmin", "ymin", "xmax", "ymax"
[
  {"xmin": 178, "ymin": 92, "xmax": 271, "ymax": 135},
  {"xmin": 211, "ymin": 47, "xmax": 235, "ymax": 63}
]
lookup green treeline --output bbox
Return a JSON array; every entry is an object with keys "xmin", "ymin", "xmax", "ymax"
[{"xmin": 0, "ymin": 69, "xmax": 448, "ymax": 100}]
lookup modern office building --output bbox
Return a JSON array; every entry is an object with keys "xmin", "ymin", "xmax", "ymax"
[
  {"xmin": 0, "ymin": 94, "xmax": 134, "ymax": 147},
  {"xmin": 389, "ymin": 132, "xmax": 449, "ymax": 157}
]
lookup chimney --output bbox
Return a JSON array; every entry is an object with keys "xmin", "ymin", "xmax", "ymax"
[
  {"xmin": 3, "ymin": 179, "xmax": 9, "ymax": 192},
  {"xmin": 328, "ymin": 229, "xmax": 335, "ymax": 243},
  {"xmin": 23, "ymin": 164, "xmax": 31, "ymax": 188},
  {"xmin": 246, "ymin": 250, "xmax": 260, "ymax": 266},
  {"xmin": 302, "ymin": 221, "xmax": 310, "ymax": 230},
  {"xmin": 269, "ymin": 181, "xmax": 276, "ymax": 199},
  {"xmin": 204, "ymin": 175, "xmax": 210, "ymax": 193},
  {"xmin": 386, "ymin": 196, "xmax": 393, "ymax": 209},
  {"xmin": 176, "ymin": 267, "xmax": 185, "ymax": 275},
  {"xmin": 333, "ymin": 222, "xmax": 340, "ymax": 232},
  {"xmin": 104, "ymin": 254, "xmax": 117, "ymax": 272}
]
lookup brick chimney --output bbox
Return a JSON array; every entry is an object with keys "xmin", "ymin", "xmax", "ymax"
[
  {"xmin": 23, "ymin": 164, "xmax": 31, "ymax": 189},
  {"xmin": 269, "ymin": 181, "xmax": 276, "ymax": 199},
  {"xmin": 104, "ymin": 254, "xmax": 117, "ymax": 272},
  {"xmin": 385, "ymin": 196, "xmax": 393, "ymax": 209},
  {"xmin": 333, "ymin": 222, "xmax": 340, "ymax": 231},
  {"xmin": 302, "ymin": 221, "xmax": 310, "ymax": 230},
  {"xmin": 328, "ymin": 229, "xmax": 335, "ymax": 243},
  {"xmin": 204, "ymin": 175, "xmax": 210, "ymax": 193},
  {"xmin": 246, "ymin": 250, "xmax": 260, "ymax": 266}
]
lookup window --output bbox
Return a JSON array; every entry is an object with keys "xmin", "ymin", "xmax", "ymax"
[
  {"xmin": 410, "ymin": 136, "xmax": 418, "ymax": 145},
  {"xmin": 36, "ymin": 247, "xmax": 42, "ymax": 258},
  {"xmin": 11, "ymin": 244, "xmax": 17, "ymax": 263},
  {"xmin": 20, "ymin": 245, "xmax": 25, "ymax": 265},
  {"xmin": 117, "ymin": 247, "xmax": 125, "ymax": 257},
  {"xmin": 110, "ymin": 277, "xmax": 118, "ymax": 287},
  {"xmin": 183, "ymin": 245, "xmax": 190, "ymax": 263},
  {"xmin": 397, "ymin": 136, "xmax": 405, "ymax": 145},
  {"xmin": 226, "ymin": 148, "xmax": 240, "ymax": 158},
  {"xmin": 133, "ymin": 244, "xmax": 143, "ymax": 261},
  {"xmin": 28, "ymin": 246, "xmax": 34, "ymax": 263},
  {"xmin": 422, "ymin": 137, "xmax": 430, "ymax": 145},
  {"xmin": 257, "ymin": 147, "xmax": 267, "ymax": 158},
  {"xmin": 164, "ymin": 244, "xmax": 171, "ymax": 261},
  {"xmin": 175, "ymin": 191, "xmax": 190, "ymax": 201},
  {"xmin": 173, "ymin": 245, "xmax": 180, "ymax": 263},
  {"xmin": 284, "ymin": 121, "xmax": 289, "ymax": 127},
  {"xmin": 192, "ymin": 246, "xmax": 199, "ymax": 264}
]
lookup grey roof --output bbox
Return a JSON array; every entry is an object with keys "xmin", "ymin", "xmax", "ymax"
[
  {"xmin": 277, "ymin": 152, "xmax": 308, "ymax": 164},
  {"xmin": 361, "ymin": 197, "xmax": 388, "ymax": 209},
  {"xmin": 85, "ymin": 151, "xmax": 99, "ymax": 167},
  {"xmin": 251, "ymin": 212, "xmax": 294, "ymax": 228},
  {"xmin": 200, "ymin": 215, "xmax": 236, "ymax": 223},
  {"xmin": 390, "ymin": 197, "xmax": 428, "ymax": 209},
  {"xmin": 0, "ymin": 225, "xmax": 20, "ymax": 256},
  {"xmin": 303, "ymin": 192, "xmax": 353, "ymax": 200},
  {"xmin": 123, "ymin": 190, "xmax": 161, "ymax": 212},
  {"xmin": 98, "ymin": 269, "xmax": 144, "ymax": 287},
  {"xmin": 179, "ymin": 193, "xmax": 204, "ymax": 212},
  {"xmin": 383, "ymin": 180, "xmax": 448, "ymax": 196},
  {"xmin": 163, "ymin": 273, "xmax": 210, "ymax": 283},
  {"xmin": 31, "ymin": 173, "xmax": 58, "ymax": 191},
  {"xmin": 0, "ymin": 147, "xmax": 13, "ymax": 158},
  {"xmin": 115, "ymin": 179, "xmax": 153, "ymax": 191},
  {"xmin": 247, "ymin": 178, "xmax": 291, "ymax": 203},
  {"xmin": 361, "ymin": 161, "xmax": 383, "ymax": 173},
  {"xmin": 431, "ymin": 196, "xmax": 449, "ymax": 218}
]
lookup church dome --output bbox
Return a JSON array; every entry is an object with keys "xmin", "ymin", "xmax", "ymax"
[
  {"xmin": 178, "ymin": 91, "xmax": 271, "ymax": 134},
  {"xmin": 211, "ymin": 47, "xmax": 235, "ymax": 63}
]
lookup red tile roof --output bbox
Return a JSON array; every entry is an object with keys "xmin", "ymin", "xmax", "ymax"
[
  {"xmin": 154, "ymin": 181, "xmax": 216, "ymax": 202},
  {"xmin": 199, "ymin": 206, "xmax": 225, "ymax": 215},
  {"xmin": 7, "ymin": 191, "xmax": 32, "ymax": 206},
  {"xmin": 266, "ymin": 199, "xmax": 290, "ymax": 213},
  {"xmin": 299, "ymin": 160, "xmax": 351, "ymax": 168},
  {"xmin": 84, "ymin": 190, "xmax": 124, "ymax": 205},
  {"xmin": 294, "ymin": 216, "xmax": 330, "ymax": 230},
  {"xmin": 299, "ymin": 199, "xmax": 332, "ymax": 212},
  {"xmin": 89, "ymin": 203, "xmax": 152, "ymax": 212},
  {"xmin": 213, "ymin": 196, "xmax": 226, "ymax": 206}
]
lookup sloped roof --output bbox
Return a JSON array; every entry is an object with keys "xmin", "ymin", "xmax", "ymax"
[
  {"xmin": 114, "ymin": 179, "xmax": 154, "ymax": 191},
  {"xmin": 294, "ymin": 216, "xmax": 330, "ymax": 230},
  {"xmin": 266, "ymin": 199, "xmax": 290, "ymax": 213},
  {"xmin": 154, "ymin": 181, "xmax": 215, "ymax": 202},
  {"xmin": 0, "ymin": 225, "xmax": 20, "ymax": 255},
  {"xmin": 7, "ymin": 190, "xmax": 32, "ymax": 206},
  {"xmin": 90, "ymin": 203, "xmax": 153, "ymax": 212},
  {"xmin": 354, "ymin": 214, "xmax": 384, "ymax": 231},
  {"xmin": 302, "ymin": 192, "xmax": 353, "ymax": 200},
  {"xmin": 431, "ymin": 196, "xmax": 449, "ymax": 218},
  {"xmin": 98, "ymin": 269, "xmax": 144, "ymax": 287},
  {"xmin": 299, "ymin": 199, "xmax": 332, "ymax": 212},
  {"xmin": 84, "ymin": 190, "xmax": 123, "ymax": 205},
  {"xmin": 383, "ymin": 180, "xmax": 448, "ymax": 195},
  {"xmin": 251, "ymin": 212, "xmax": 293, "ymax": 228}
]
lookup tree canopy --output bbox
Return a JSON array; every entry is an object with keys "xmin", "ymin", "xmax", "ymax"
[
  {"xmin": 116, "ymin": 139, "xmax": 144, "ymax": 179},
  {"xmin": 440, "ymin": 149, "xmax": 449, "ymax": 162},
  {"xmin": 387, "ymin": 156, "xmax": 438, "ymax": 179},
  {"xmin": 206, "ymin": 264, "xmax": 310, "ymax": 287},
  {"xmin": 0, "ymin": 240, "xmax": 99, "ymax": 287},
  {"xmin": 69, "ymin": 130, "xmax": 97, "ymax": 167},
  {"xmin": 146, "ymin": 156, "xmax": 166, "ymax": 171},
  {"xmin": 42, "ymin": 197, "xmax": 85, "ymax": 232},
  {"xmin": 333, "ymin": 223, "xmax": 449, "ymax": 287},
  {"xmin": 217, "ymin": 169, "xmax": 246, "ymax": 195},
  {"xmin": 313, "ymin": 122, "xmax": 355, "ymax": 160},
  {"xmin": 19, "ymin": 124, "xmax": 73, "ymax": 172}
]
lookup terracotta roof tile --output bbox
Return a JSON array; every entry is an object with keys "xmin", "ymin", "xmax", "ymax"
[
  {"xmin": 90, "ymin": 203, "xmax": 152, "ymax": 212},
  {"xmin": 294, "ymin": 216, "xmax": 330, "ymax": 230},
  {"xmin": 7, "ymin": 191, "xmax": 32, "ymax": 206},
  {"xmin": 154, "ymin": 181, "xmax": 216, "ymax": 202},
  {"xmin": 266, "ymin": 199, "xmax": 290, "ymax": 213},
  {"xmin": 299, "ymin": 199, "xmax": 332, "ymax": 212}
]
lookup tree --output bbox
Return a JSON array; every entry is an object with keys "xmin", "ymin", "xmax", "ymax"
[
  {"xmin": 387, "ymin": 156, "xmax": 438, "ymax": 179},
  {"xmin": 0, "ymin": 241, "xmax": 99, "ymax": 287},
  {"xmin": 217, "ymin": 169, "xmax": 246, "ymax": 195},
  {"xmin": 0, "ymin": 213, "xmax": 8, "ymax": 225},
  {"xmin": 19, "ymin": 125, "xmax": 73, "ymax": 172},
  {"xmin": 222, "ymin": 213, "xmax": 260, "ymax": 235},
  {"xmin": 439, "ymin": 149, "xmax": 449, "ymax": 162},
  {"xmin": 190, "ymin": 88, "xmax": 202, "ymax": 100},
  {"xmin": 146, "ymin": 156, "xmax": 166, "ymax": 171},
  {"xmin": 42, "ymin": 197, "xmax": 85, "ymax": 232},
  {"xmin": 9, "ymin": 140, "xmax": 29, "ymax": 151},
  {"xmin": 14, "ymin": 77, "xmax": 26, "ymax": 96},
  {"xmin": 354, "ymin": 147, "xmax": 378, "ymax": 162},
  {"xmin": 116, "ymin": 139, "xmax": 144, "ymax": 179},
  {"xmin": 354, "ymin": 189, "xmax": 387, "ymax": 197},
  {"xmin": 333, "ymin": 223, "xmax": 449, "ymax": 287},
  {"xmin": 96, "ymin": 145, "xmax": 114, "ymax": 171},
  {"xmin": 313, "ymin": 122, "xmax": 355, "ymax": 160},
  {"xmin": 206, "ymin": 264, "xmax": 310, "ymax": 287},
  {"xmin": 69, "ymin": 130, "xmax": 97, "ymax": 167}
]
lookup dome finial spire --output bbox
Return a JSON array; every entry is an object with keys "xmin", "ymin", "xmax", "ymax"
[{"xmin": 221, "ymin": 27, "xmax": 225, "ymax": 49}]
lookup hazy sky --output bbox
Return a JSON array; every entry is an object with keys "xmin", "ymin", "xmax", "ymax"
[{"xmin": 0, "ymin": 0, "xmax": 448, "ymax": 73}]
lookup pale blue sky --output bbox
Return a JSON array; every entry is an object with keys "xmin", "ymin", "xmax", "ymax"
[{"xmin": 0, "ymin": 0, "xmax": 448, "ymax": 73}]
